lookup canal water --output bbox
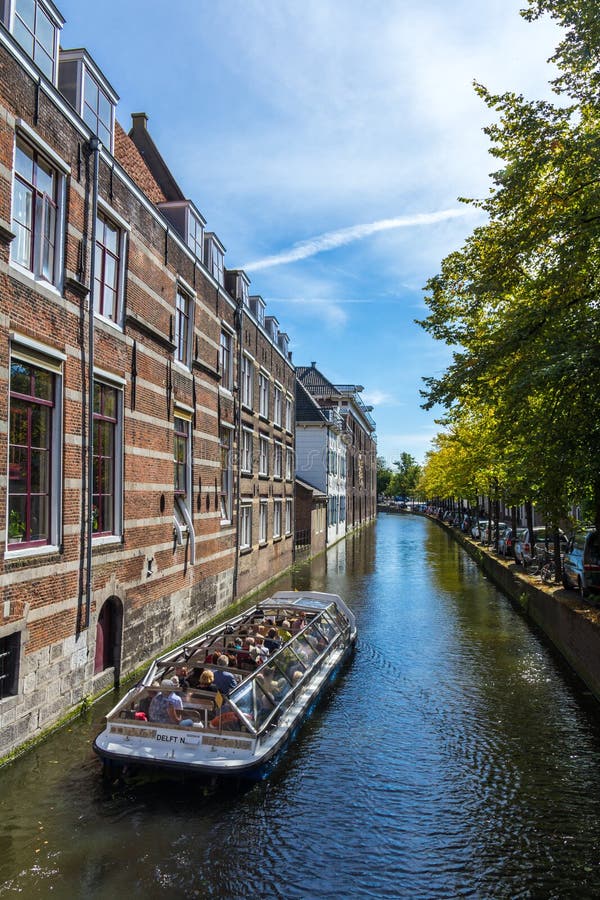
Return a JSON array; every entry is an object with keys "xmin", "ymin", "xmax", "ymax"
[{"xmin": 2, "ymin": 514, "xmax": 600, "ymax": 899}]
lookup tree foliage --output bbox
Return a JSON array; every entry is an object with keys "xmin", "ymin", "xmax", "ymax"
[{"xmin": 418, "ymin": 0, "xmax": 600, "ymax": 530}]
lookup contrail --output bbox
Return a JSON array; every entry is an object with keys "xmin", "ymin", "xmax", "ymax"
[{"xmin": 243, "ymin": 208, "xmax": 469, "ymax": 272}]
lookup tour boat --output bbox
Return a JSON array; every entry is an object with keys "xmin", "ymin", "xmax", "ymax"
[{"xmin": 93, "ymin": 591, "xmax": 356, "ymax": 780}]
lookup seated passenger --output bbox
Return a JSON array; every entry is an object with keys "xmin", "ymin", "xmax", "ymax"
[
  {"xmin": 148, "ymin": 678, "xmax": 192, "ymax": 726},
  {"xmin": 174, "ymin": 665, "xmax": 191, "ymax": 692},
  {"xmin": 254, "ymin": 635, "xmax": 269, "ymax": 660},
  {"xmin": 264, "ymin": 628, "xmax": 281, "ymax": 654},
  {"xmin": 213, "ymin": 655, "xmax": 239, "ymax": 695},
  {"xmin": 198, "ymin": 669, "xmax": 218, "ymax": 692},
  {"xmin": 277, "ymin": 619, "xmax": 292, "ymax": 643}
]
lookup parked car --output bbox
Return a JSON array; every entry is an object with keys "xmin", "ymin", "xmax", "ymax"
[
  {"xmin": 483, "ymin": 521, "xmax": 508, "ymax": 546},
  {"xmin": 471, "ymin": 519, "xmax": 488, "ymax": 540},
  {"xmin": 498, "ymin": 526, "xmax": 525, "ymax": 558},
  {"xmin": 562, "ymin": 528, "xmax": 600, "ymax": 599},
  {"xmin": 514, "ymin": 526, "xmax": 568, "ymax": 566}
]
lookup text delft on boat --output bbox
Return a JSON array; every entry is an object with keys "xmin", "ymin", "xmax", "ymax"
[{"xmin": 93, "ymin": 591, "xmax": 357, "ymax": 779}]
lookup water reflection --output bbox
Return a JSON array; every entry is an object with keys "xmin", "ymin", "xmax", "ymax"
[{"xmin": 2, "ymin": 515, "xmax": 600, "ymax": 899}]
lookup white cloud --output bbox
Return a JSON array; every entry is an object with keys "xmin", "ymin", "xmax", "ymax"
[
  {"xmin": 243, "ymin": 209, "xmax": 471, "ymax": 272},
  {"xmin": 362, "ymin": 390, "xmax": 398, "ymax": 407}
]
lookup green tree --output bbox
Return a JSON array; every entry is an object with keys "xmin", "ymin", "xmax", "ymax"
[
  {"xmin": 376, "ymin": 456, "xmax": 393, "ymax": 495},
  {"xmin": 419, "ymin": 1, "xmax": 600, "ymax": 531},
  {"xmin": 388, "ymin": 452, "xmax": 422, "ymax": 500}
]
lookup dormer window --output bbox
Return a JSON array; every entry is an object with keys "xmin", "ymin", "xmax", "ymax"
[
  {"xmin": 249, "ymin": 295, "xmax": 266, "ymax": 326},
  {"xmin": 204, "ymin": 233, "xmax": 225, "ymax": 287},
  {"xmin": 58, "ymin": 50, "xmax": 118, "ymax": 153},
  {"xmin": 187, "ymin": 210, "xmax": 204, "ymax": 261},
  {"xmin": 158, "ymin": 201, "xmax": 205, "ymax": 262},
  {"xmin": 265, "ymin": 316, "xmax": 279, "ymax": 342},
  {"xmin": 5, "ymin": 0, "xmax": 63, "ymax": 83},
  {"xmin": 83, "ymin": 68, "xmax": 112, "ymax": 148}
]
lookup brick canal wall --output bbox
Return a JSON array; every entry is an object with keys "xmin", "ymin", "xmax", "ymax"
[{"xmin": 432, "ymin": 517, "xmax": 600, "ymax": 704}]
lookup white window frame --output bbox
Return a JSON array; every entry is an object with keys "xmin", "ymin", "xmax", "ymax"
[
  {"xmin": 187, "ymin": 209, "xmax": 204, "ymax": 261},
  {"xmin": 259, "ymin": 371, "xmax": 269, "ymax": 419},
  {"xmin": 220, "ymin": 328, "xmax": 233, "ymax": 392},
  {"xmin": 285, "ymin": 499, "xmax": 293, "ymax": 535},
  {"xmin": 286, "ymin": 446, "xmax": 293, "ymax": 481},
  {"xmin": 241, "ymin": 353, "xmax": 254, "ymax": 409},
  {"xmin": 273, "ymin": 499, "xmax": 282, "ymax": 539},
  {"xmin": 273, "ymin": 384, "xmax": 283, "ymax": 427},
  {"xmin": 240, "ymin": 503, "xmax": 252, "ymax": 550},
  {"xmin": 259, "ymin": 499, "xmax": 268, "ymax": 544},
  {"xmin": 273, "ymin": 441, "xmax": 283, "ymax": 479},
  {"xmin": 175, "ymin": 286, "xmax": 193, "ymax": 368},
  {"xmin": 285, "ymin": 396, "xmax": 293, "ymax": 432},
  {"xmin": 241, "ymin": 428, "xmax": 253, "ymax": 474},
  {"xmin": 9, "ymin": 0, "xmax": 62, "ymax": 84},
  {"xmin": 93, "ymin": 201, "xmax": 128, "ymax": 328},
  {"xmin": 259, "ymin": 434, "xmax": 269, "ymax": 476},
  {"xmin": 10, "ymin": 128, "xmax": 68, "ymax": 291},
  {"xmin": 220, "ymin": 424, "xmax": 234, "ymax": 523}
]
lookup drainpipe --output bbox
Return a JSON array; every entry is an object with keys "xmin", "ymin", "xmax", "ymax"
[
  {"xmin": 85, "ymin": 137, "xmax": 101, "ymax": 629},
  {"xmin": 232, "ymin": 298, "xmax": 244, "ymax": 601}
]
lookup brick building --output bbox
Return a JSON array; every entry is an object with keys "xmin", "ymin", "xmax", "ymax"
[{"xmin": 0, "ymin": 0, "xmax": 295, "ymax": 759}]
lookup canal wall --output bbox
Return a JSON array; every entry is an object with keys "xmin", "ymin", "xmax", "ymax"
[{"xmin": 432, "ymin": 517, "xmax": 600, "ymax": 703}]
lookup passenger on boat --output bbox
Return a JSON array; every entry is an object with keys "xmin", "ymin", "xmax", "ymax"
[
  {"xmin": 174, "ymin": 665, "xmax": 191, "ymax": 691},
  {"xmin": 264, "ymin": 629, "xmax": 281, "ymax": 654},
  {"xmin": 254, "ymin": 635, "xmax": 269, "ymax": 660},
  {"xmin": 277, "ymin": 620, "xmax": 292, "ymax": 643},
  {"xmin": 213, "ymin": 655, "xmax": 239, "ymax": 695},
  {"xmin": 290, "ymin": 617, "xmax": 305, "ymax": 635},
  {"xmin": 198, "ymin": 669, "xmax": 218, "ymax": 692},
  {"xmin": 148, "ymin": 678, "xmax": 194, "ymax": 726}
]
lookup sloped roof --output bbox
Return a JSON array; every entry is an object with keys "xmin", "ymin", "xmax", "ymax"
[
  {"xmin": 295, "ymin": 377, "xmax": 328, "ymax": 423},
  {"xmin": 296, "ymin": 364, "xmax": 341, "ymax": 397},
  {"xmin": 128, "ymin": 112, "xmax": 185, "ymax": 203},
  {"xmin": 114, "ymin": 121, "xmax": 167, "ymax": 205}
]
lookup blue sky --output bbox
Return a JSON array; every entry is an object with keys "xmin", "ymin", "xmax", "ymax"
[{"xmin": 56, "ymin": 0, "xmax": 560, "ymax": 463}]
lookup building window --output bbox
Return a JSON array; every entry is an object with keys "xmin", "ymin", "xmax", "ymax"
[
  {"xmin": 285, "ymin": 396, "xmax": 293, "ymax": 432},
  {"xmin": 273, "ymin": 499, "xmax": 282, "ymax": 539},
  {"xmin": 205, "ymin": 237, "xmax": 224, "ymax": 286},
  {"xmin": 8, "ymin": 356, "xmax": 57, "ymax": 548},
  {"xmin": 273, "ymin": 385, "xmax": 282, "ymax": 427},
  {"xmin": 259, "ymin": 372, "xmax": 269, "ymax": 418},
  {"xmin": 187, "ymin": 210, "xmax": 204, "ymax": 261},
  {"xmin": 241, "ymin": 354, "xmax": 253, "ymax": 408},
  {"xmin": 285, "ymin": 499, "xmax": 293, "ymax": 535},
  {"xmin": 0, "ymin": 632, "xmax": 20, "ymax": 700},
  {"xmin": 286, "ymin": 447, "xmax": 293, "ymax": 481},
  {"xmin": 12, "ymin": 0, "xmax": 58, "ymax": 81},
  {"xmin": 240, "ymin": 504, "xmax": 252, "ymax": 550},
  {"xmin": 259, "ymin": 500, "xmax": 268, "ymax": 544},
  {"xmin": 259, "ymin": 434, "xmax": 269, "ymax": 476},
  {"xmin": 220, "ymin": 427, "xmax": 233, "ymax": 522},
  {"xmin": 83, "ymin": 67, "xmax": 113, "ymax": 149},
  {"xmin": 175, "ymin": 287, "xmax": 191, "ymax": 366},
  {"xmin": 12, "ymin": 137, "xmax": 61, "ymax": 284},
  {"xmin": 93, "ymin": 381, "xmax": 119, "ymax": 536},
  {"xmin": 340, "ymin": 495, "xmax": 346, "ymax": 523},
  {"xmin": 220, "ymin": 329, "xmax": 233, "ymax": 391},
  {"xmin": 274, "ymin": 441, "xmax": 282, "ymax": 479},
  {"xmin": 174, "ymin": 415, "xmax": 190, "ymax": 501},
  {"xmin": 241, "ymin": 428, "xmax": 253, "ymax": 474},
  {"xmin": 94, "ymin": 213, "xmax": 121, "ymax": 322}
]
